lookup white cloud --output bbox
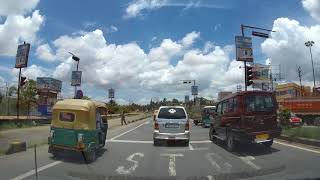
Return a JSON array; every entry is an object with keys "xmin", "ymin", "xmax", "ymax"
[
  {"xmin": 261, "ymin": 17, "xmax": 320, "ymax": 84},
  {"xmin": 36, "ymin": 43, "xmax": 56, "ymax": 61},
  {"xmin": 11, "ymin": 64, "xmax": 50, "ymax": 81},
  {"xmin": 125, "ymin": 0, "xmax": 167, "ymax": 18},
  {"xmin": 302, "ymin": 0, "xmax": 320, "ymax": 21},
  {"xmin": 0, "ymin": 10, "xmax": 44, "ymax": 56},
  {"xmin": 105, "ymin": 25, "xmax": 118, "ymax": 33},
  {"xmin": 124, "ymin": 0, "xmax": 226, "ymax": 18},
  {"xmin": 38, "ymin": 29, "xmax": 242, "ymax": 103},
  {"xmin": 0, "ymin": 0, "xmax": 39, "ymax": 16},
  {"xmin": 181, "ymin": 31, "xmax": 200, "ymax": 47}
]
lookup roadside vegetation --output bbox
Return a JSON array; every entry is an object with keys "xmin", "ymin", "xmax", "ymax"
[{"xmin": 283, "ymin": 126, "xmax": 320, "ymax": 140}]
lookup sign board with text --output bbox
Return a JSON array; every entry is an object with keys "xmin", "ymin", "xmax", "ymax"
[
  {"xmin": 235, "ymin": 36, "xmax": 253, "ymax": 62},
  {"xmin": 252, "ymin": 64, "xmax": 270, "ymax": 81},
  {"xmin": 15, "ymin": 43, "xmax": 30, "ymax": 68},
  {"xmin": 108, "ymin": 88, "xmax": 115, "ymax": 98},
  {"xmin": 191, "ymin": 86, "xmax": 198, "ymax": 96},
  {"xmin": 71, "ymin": 71, "xmax": 82, "ymax": 86},
  {"xmin": 36, "ymin": 77, "xmax": 62, "ymax": 92}
]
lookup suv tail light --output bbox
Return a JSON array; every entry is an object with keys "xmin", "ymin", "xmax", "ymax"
[
  {"xmin": 185, "ymin": 121, "xmax": 189, "ymax": 130},
  {"xmin": 154, "ymin": 121, "xmax": 159, "ymax": 130}
]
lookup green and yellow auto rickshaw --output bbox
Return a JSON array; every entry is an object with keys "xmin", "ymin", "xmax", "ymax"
[
  {"xmin": 48, "ymin": 99, "xmax": 108, "ymax": 162},
  {"xmin": 201, "ymin": 106, "xmax": 216, "ymax": 128}
]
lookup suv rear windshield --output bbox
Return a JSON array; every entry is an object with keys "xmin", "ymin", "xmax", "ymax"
[
  {"xmin": 158, "ymin": 108, "xmax": 186, "ymax": 119},
  {"xmin": 246, "ymin": 95, "xmax": 275, "ymax": 112}
]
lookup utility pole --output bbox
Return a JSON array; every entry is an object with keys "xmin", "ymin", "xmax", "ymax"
[
  {"xmin": 6, "ymin": 82, "xmax": 9, "ymax": 115},
  {"xmin": 297, "ymin": 66, "xmax": 303, "ymax": 96},
  {"xmin": 241, "ymin": 24, "xmax": 247, "ymax": 91}
]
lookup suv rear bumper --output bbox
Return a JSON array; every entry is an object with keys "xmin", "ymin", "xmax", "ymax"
[
  {"xmin": 232, "ymin": 127, "xmax": 282, "ymax": 143},
  {"xmin": 153, "ymin": 130, "xmax": 190, "ymax": 140}
]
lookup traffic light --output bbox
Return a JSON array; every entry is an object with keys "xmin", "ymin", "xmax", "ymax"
[
  {"xmin": 246, "ymin": 66, "xmax": 254, "ymax": 86},
  {"xmin": 20, "ymin": 76, "xmax": 27, "ymax": 87}
]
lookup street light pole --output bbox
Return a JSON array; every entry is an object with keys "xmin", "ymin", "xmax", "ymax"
[
  {"xmin": 305, "ymin": 41, "xmax": 316, "ymax": 90},
  {"xmin": 69, "ymin": 52, "xmax": 80, "ymax": 98}
]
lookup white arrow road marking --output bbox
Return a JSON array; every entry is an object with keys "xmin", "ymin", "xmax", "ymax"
[
  {"xmin": 11, "ymin": 161, "xmax": 62, "ymax": 180},
  {"xmin": 116, "ymin": 152, "xmax": 144, "ymax": 175},
  {"xmin": 189, "ymin": 143, "xmax": 194, "ymax": 150},
  {"xmin": 205, "ymin": 153, "xmax": 222, "ymax": 173},
  {"xmin": 239, "ymin": 156, "xmax": 261, "ymax": 170},
  {"xmin": 206, "ymin": 153, "xmax": 232, "ymax": 173},
  {"xmin": 161, "ymin": 153, "xmax": 184, "ymax": 176}
]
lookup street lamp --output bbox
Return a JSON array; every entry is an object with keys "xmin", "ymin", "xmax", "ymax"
[
  {"xmin": 305, "ymin": 41, "xmax": 316, "ymax": 90},
  {"xmin": 69, "ymin": 52, "xmax": 80, "ymax": 98}
]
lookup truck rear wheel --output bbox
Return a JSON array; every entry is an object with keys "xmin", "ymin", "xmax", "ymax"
[
  {"xmin": 262, "ymin": 139, "xmax": 273, "ymax": 148},
  {"xmin": 226, "ymin": 133, "xmax": 237, "ymax": 152}
]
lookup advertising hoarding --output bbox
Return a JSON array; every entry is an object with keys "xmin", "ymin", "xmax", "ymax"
[
  {"xmin": 36, "ymin": 77, "xmax": 62, "ymax": 92},
  {"xmin": 15, "ymin": 43, "xmax": 30, "ymax": 68},
  {"xmin": 71, "ymin": 71, "xmax": 82, "ymax": 86},
  {"xmin": 235, "ymin": 36, "xmax": 253, "ymax": 62}
]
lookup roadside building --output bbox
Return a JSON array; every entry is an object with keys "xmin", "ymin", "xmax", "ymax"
[{"xmin": 275, "ymin": 83, "xmax": 311, "ymax": 103}]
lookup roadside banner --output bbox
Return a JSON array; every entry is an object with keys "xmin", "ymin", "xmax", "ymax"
[
  {"xmin": 235, "ymin": 36, "xmax": 253, "ymax": 62},
  {"xmin": 71, "ymin": 71, "xmax": 82, "ymax": 86},
  {"xmin": 36, "ymin": 77, "xmax": 62, "ymax": 92},
  {"xmin": 253, "ymin": 81, "xmax": 271, "ymax": 91},
  {"xmin": 191, "ymin": 86, "xmax": 198, "ymax": 95},
  {"xmin": 252, "ymin": 64, "xmax": 270, "ymax": 81},
  {"xmin": 15, "ymin": 43, "xmax": 31, "ymax": 68}
]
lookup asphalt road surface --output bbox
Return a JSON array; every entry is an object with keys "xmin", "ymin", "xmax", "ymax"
[{"xmin": 2, "ymin": 117, "xmax": 320, "ymax": 180}]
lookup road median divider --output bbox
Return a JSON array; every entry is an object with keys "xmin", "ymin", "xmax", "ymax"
[{"xmin": 5, "ymin": 140, "xmax": 27, "ymax": 155}]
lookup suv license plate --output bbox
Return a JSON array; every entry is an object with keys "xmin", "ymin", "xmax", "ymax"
[{"xmin": 165, "ymin": 124, "xmax": 179, "ymax": 128}]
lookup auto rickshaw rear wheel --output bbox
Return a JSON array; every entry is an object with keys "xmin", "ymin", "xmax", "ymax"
[{"xmin": 84, "ymin": 151, "xmax": 96, "ymax": 163}]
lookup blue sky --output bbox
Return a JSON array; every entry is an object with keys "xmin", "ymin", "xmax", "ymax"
[{"xmin": 0, "ymin": 0, "xmax": 319, "ymax": 104}]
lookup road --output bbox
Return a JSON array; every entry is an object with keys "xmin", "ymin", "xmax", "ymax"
[{"xmin": 1, "ymin": 117, "xmax": 320, "ymax": 180}]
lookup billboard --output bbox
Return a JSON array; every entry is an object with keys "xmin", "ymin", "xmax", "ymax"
[
  {"xmin": 108, "ymin": 88, "xmax": 115, "ymax": 98},
  {"xmin": 191, "ymin": 86, "xmax": 198, "ymax": 95},
  {"xmin": 235, "ymin": 36, "xmax": 253, "ymax": 62},
  {"xmin": 71, "ymin": 71, "xmax": 82, "ymax": 86},
  {"xmin": 15, "ymin": 43, "xmax": 30, "ymax": 68},
  {"xmin": 253, "ymin": 82, "xmax": 271, "ymax": 91},
  {"xmin": 252, "ymin": 64, "xmax": 270, "ymax": 81},
  {"xmin": 36, "ymin": 77, "xmax": 62, "ymax": 92},
  {"xmin": 184, "ymin": 95, "xmax": 189, "ymax": 103}
]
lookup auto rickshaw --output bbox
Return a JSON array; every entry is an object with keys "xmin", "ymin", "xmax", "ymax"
[
  {"xmin": 48, "ymin": 99, "xmax": 108, "ymax": 162},
  {"xmin": 201, "ymin": 106, "xmax": 216, "ymax": 128}
]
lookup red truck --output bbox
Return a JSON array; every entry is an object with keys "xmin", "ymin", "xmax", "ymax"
[{"xmin": 279, "ymin": 97, "xmax": 320, "ymax": 125}]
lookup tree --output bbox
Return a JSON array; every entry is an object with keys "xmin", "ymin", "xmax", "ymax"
[
  {"xmin": 21, "ymin": 80, "xmax": 37, "ymax": 115},
  {"xmin": 8, "ymin": 86, "xmax": 17, "ymax": 96}
]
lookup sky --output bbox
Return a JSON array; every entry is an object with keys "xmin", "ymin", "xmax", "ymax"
[{"xmin": 0, "ymin": 0, "xmax": 320, "ymax": 104}]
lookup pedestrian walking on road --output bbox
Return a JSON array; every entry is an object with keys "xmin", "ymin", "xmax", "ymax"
[{"xmin": 121, "ymin": 111, "xmax": 127, "ymax": 125}]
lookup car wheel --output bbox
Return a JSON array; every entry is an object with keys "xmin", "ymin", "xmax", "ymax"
[
  {"xmin": 226, "ymin": 133, "xmax": 237, "ymax": 152},
  {"xmin": 153, "ymin": 139, "xmax": 160, "ymax": 146},
  {"xmin": 262, "ymin": 139, "xmax": 273, "ymax": 148}
]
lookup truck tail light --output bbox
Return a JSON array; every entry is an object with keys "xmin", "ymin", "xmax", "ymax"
[
  {"xmin": 154, "ymin": 121, "xmax": 159, "ymax": 130},
  {"xmin": 185, "ymin": 121, "xmax": 189, "ymax": 130}
]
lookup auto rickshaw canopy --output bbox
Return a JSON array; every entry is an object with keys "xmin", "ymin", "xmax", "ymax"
[{"xmin": 51, "ymin": 99, "xmax": 97, "ymax": 130}]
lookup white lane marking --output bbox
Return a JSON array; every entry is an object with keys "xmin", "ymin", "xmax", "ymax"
[
  {"xmin": 116, "ymin": 152, "xmax": 144, "ymax": 175},
  {"xmin": 11, "ymin": 161, "xmax": 62, "ymax": 180},
  {"xmin": 206, "ymin": 153, "xmax": 232, "ymax": 173},
  {"xmin": 144, "ymin": 121, "xmax": 150, "ymax": 124},
  {"xmin": 109, "ymin": 140, "xmax": 153, "ymax": 143},
  {"xmin": 189, "ymin": 143, "xmax": 194, "ymax": 150},
  {"xmin": 190, "ymin": 140, "xmax": 212, "ymax": 143},
  {"xmin": 110, "ymin": 121, "xmax": 148, "ymax": 140},
  {"xmin": 274, "ymin": 140, "xmax": 320, "ymax": 154},
  {"xmin": 161, "ymin": 153, "xmax": 184, "ymax": 176},
  {"xmin": 166, "ymin": 147, "xmax": 209, "ymax": 152},
  {"xmin": 205, "ymin": 153, "xmax": 222, "ymax": 173},
  {"xmin": 239, "ymin": 156, "xmax": 261, "ymax": 170},
  {"xmin": 108, "ymin": 139, "xmax": 212, "ymax": 144}
]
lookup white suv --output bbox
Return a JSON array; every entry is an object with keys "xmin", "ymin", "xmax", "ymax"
[{"xmin": 153, "ymin": 106, "xmax": 190, "ymax": 146}]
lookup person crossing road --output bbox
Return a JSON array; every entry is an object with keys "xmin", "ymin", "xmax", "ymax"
[{"xmin": 121, "ymin": 111, "xmax": 127, "ymax": 125}]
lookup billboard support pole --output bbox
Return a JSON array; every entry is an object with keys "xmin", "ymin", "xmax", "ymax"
[
  {"xmin": 74, "ymin": 61, "xmax": 79, "ymax": 98},
  {"xmin": 241, "ymin": 24, "xmax": 247, "ymax": 92},
  {"xmin": 193, "ymin": 80, "xmax": 196, "ymax": 105}
]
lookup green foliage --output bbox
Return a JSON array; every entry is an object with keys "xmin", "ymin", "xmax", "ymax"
[
  {"xmin": 82, "ymin": 96, "xmax": 91, "ymax": 100},
  {"xmin": 8, "ymin": 86, "xmax": 17, "ymax": 96},
  {"xmin": 283, "ymin": 126, "xmax": 320, "ymax": 140},
  {"xmin": 279, "ymin": 109, "xmax": 291, "ymax": 128},
  {"xmin": 21, "ymin": 79, "xmax": 37, "ymax": 102}
]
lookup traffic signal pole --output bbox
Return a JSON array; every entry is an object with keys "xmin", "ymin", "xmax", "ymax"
[{"xmin": 16, "ymin": 68, "xmax": 21, "ymax": 121}]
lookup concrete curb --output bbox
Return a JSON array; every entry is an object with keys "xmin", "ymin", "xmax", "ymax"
[
  {"xmin": 277, "ymin": 135, "xmax": 320, "ymax": 147},
  {"xmin": 6, "ymin": 141, "xmax": 27, "ymax": 155}
]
